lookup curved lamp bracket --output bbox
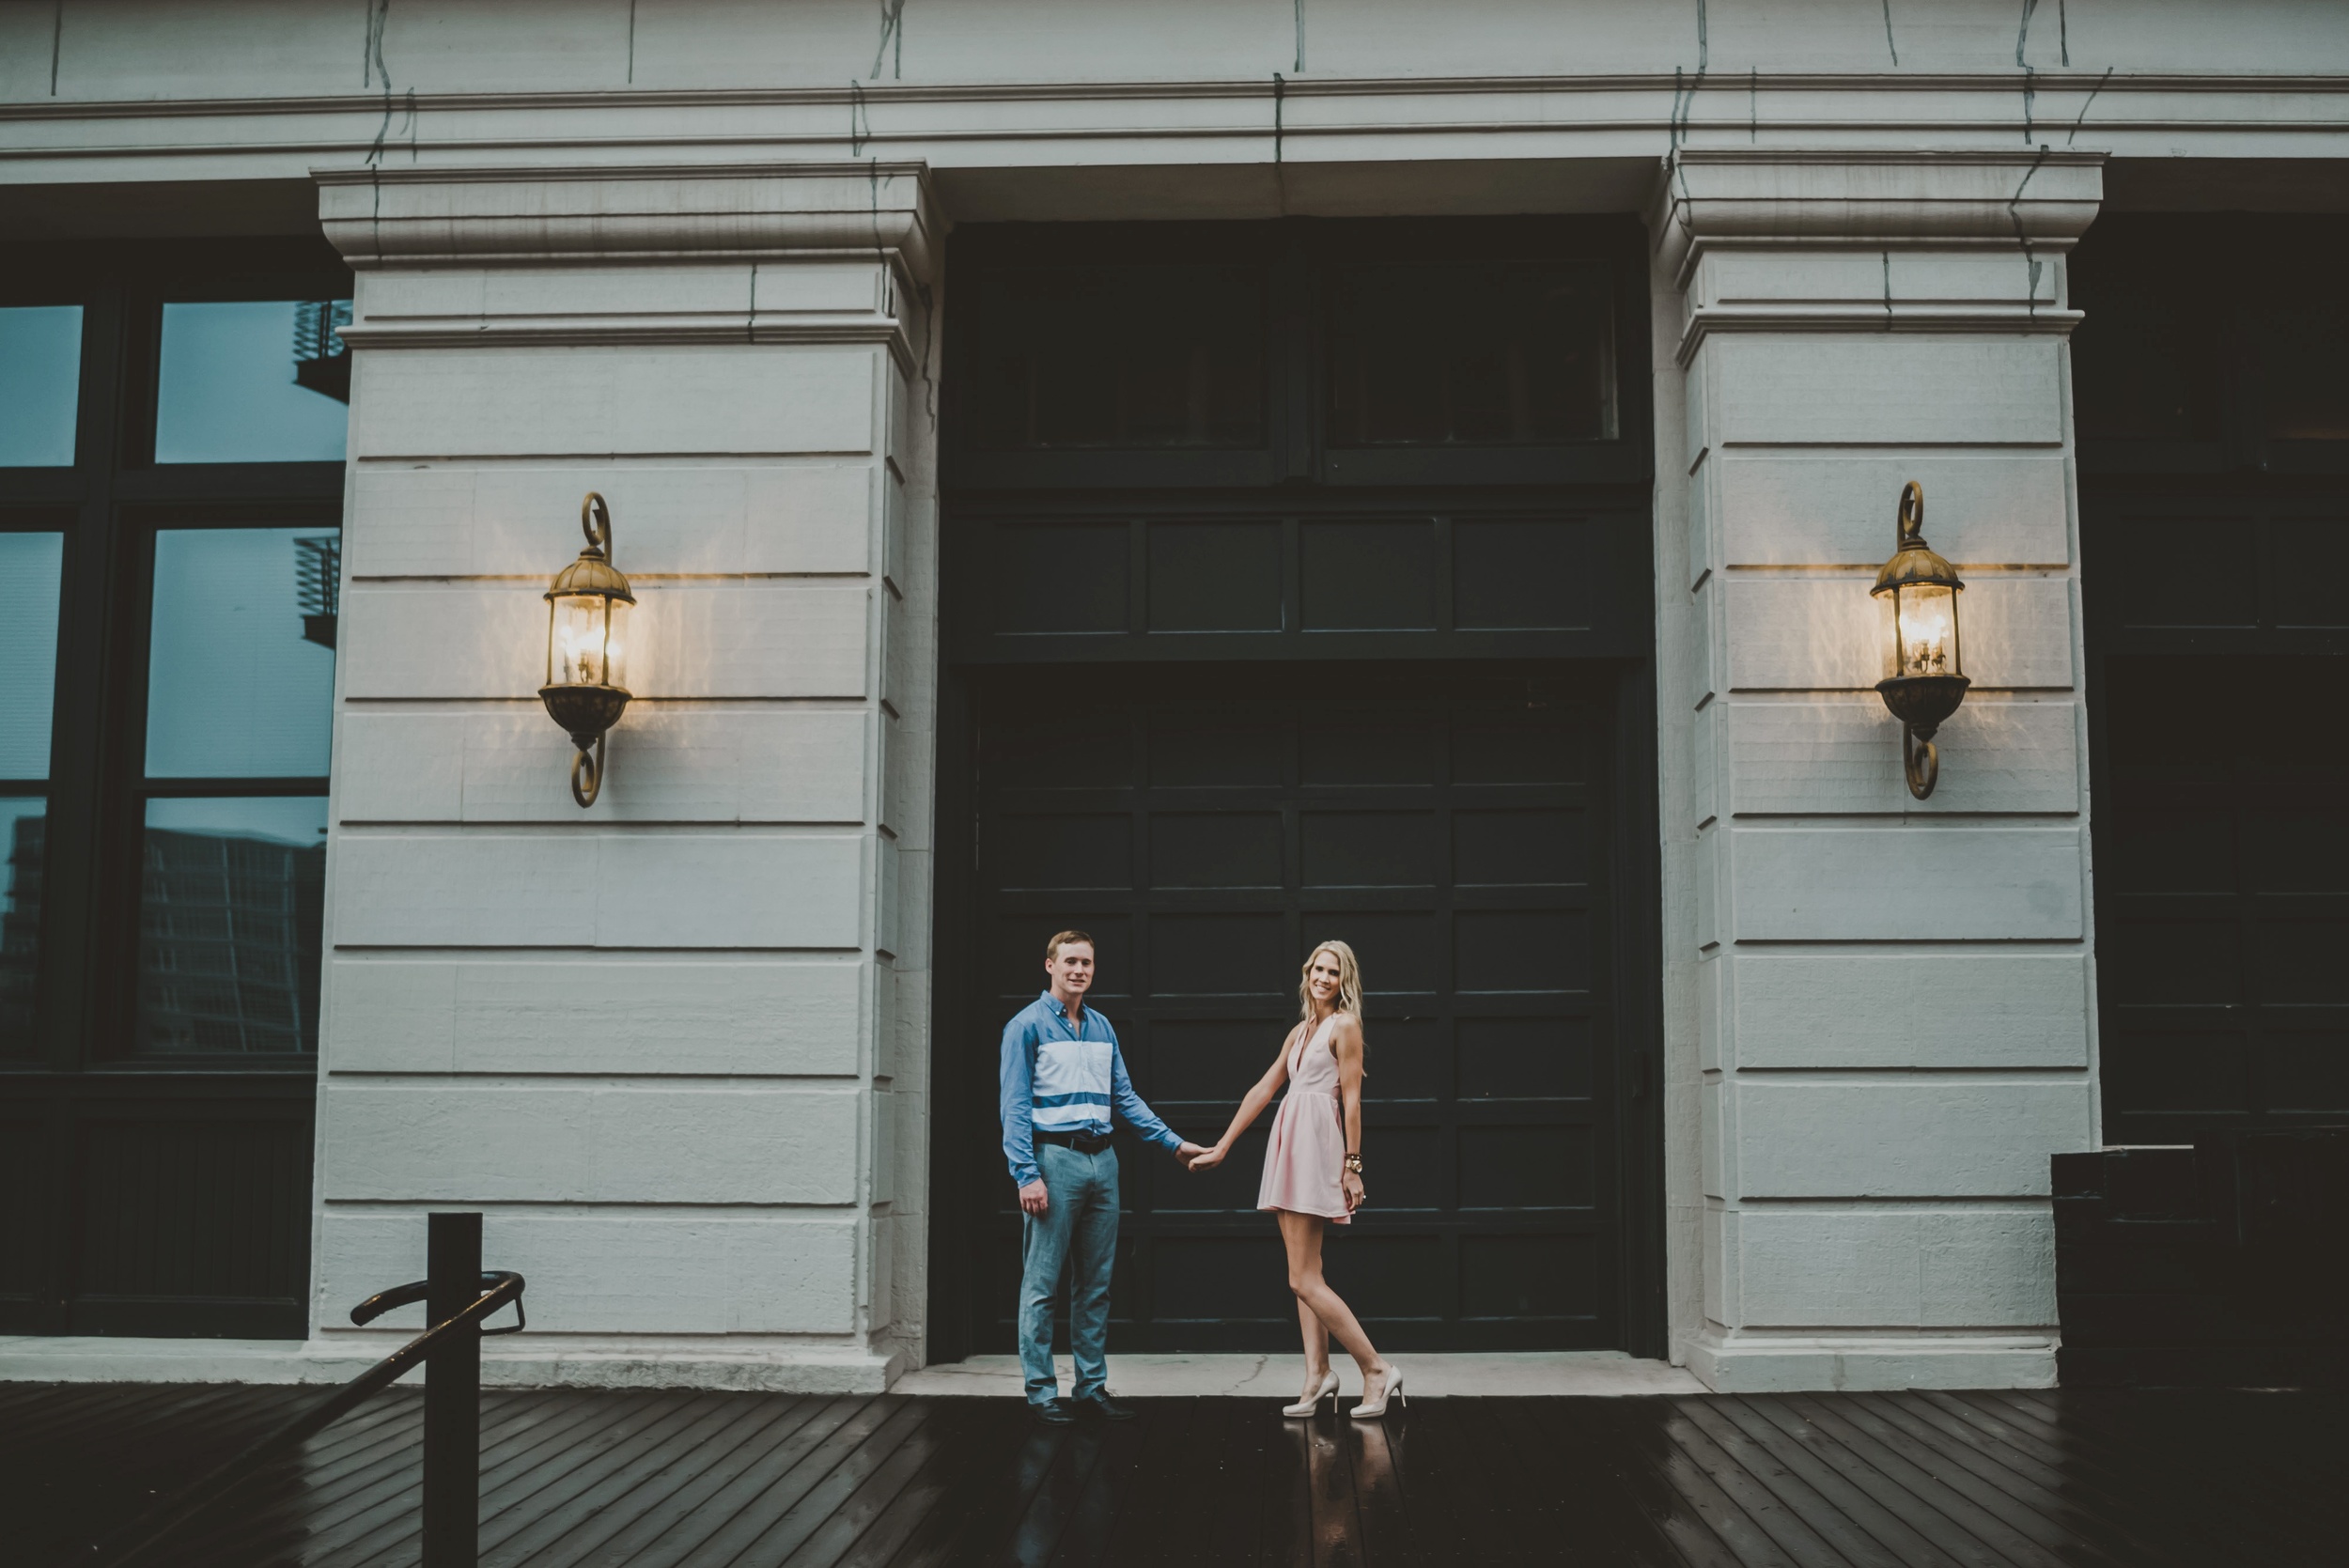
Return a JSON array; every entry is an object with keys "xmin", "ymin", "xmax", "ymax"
[
  {"xmin": 1902, "ymin": 724, "xmax": 1939, "ymax": 800},
  {"xmin": 1897, "ymin": 478, "xmax": 1925, "ymax": 544},
  {"xmin": 583, "ymin": 490, "xmax": 613, "ymax": 555},
  {"xmin": 570, "ymin": 734, "xmax": 607, "ymax": 809}
]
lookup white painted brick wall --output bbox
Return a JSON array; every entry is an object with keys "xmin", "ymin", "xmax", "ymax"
[
  {"xmin": 1730, "ymin": 954, "xmax": 2089, "ymax": 1070},
  {"xmin": 1723, "ymin": 1208, "xmax": 2058, "ymax": 1328},
  {"xmin": 325, "ymin": 958, "xmax": 865, "ymax": 1076},
  {"xmin": 311, "ymin": 165, "xmax": 941, "ymax": 1391},
  {"xmin": 320, "ymin": 1084, "xmax": 863, "ymax": 1203},
  {"xmin": 1663, "ymin": 152, "xmax": 2101, "ymax": 1391},
  {"xmin": 1728, "ymin": 1080, "xmax": 2094, "ymax": 1199},
  {"xmin": 318, "ymin": 1212, "xmax": 862, "ymax": 1335},
  {"xmin": 354, "ymin": 345, "xmax": 878, "ymax": 458}
]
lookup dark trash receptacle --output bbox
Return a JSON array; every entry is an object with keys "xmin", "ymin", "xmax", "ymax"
[{"xmin": 2053, "ymin": 1127, "xmax": 2349, "ymax": 1389}]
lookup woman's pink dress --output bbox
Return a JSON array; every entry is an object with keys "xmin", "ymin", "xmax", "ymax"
[{"xmin": 1257, "ymin": 1015, "xmax": 1351, "ymax": 1223}]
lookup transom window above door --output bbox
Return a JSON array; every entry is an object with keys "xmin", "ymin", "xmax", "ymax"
[{"xmin": 944, "ymin": 218, "xmax": 1650, "ymax": 490}]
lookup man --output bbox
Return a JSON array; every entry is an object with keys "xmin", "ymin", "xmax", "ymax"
[{"xmin": 1000, "ymin": 929, "xmax": 1203, "ymax": 1424}]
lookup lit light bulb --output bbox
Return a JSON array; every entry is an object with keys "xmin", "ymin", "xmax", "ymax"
[
  {"xmin": 1895, "ymin": 586, "xmax": 1955, "ymax": 679},
  {"xmin": 553, "ymin": 596, "xmax": 608, "ymax": 685}
]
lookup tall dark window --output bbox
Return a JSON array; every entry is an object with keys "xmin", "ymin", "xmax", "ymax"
[
  {"xmin": 1, "ymin": 242, "xmax": 349, "ymax": 1337},
  {"xmin": 2075, "ymin": 215, "xmax": 2349, "ymax": 1142},
  {"xmin": 1328, "ymin": 261, "xmax": 1616, "ymax": 446},
  {"xmin": 2072, "ymin": 214, "xmax": 2349, "ymax": 469},
  {"xmin": 969, "ymin": 264, "xmax": 1267, "ymax": 450},
  {"xmin": 944, "ymin": 219, "xmax": 1645, "ymax": 491}
]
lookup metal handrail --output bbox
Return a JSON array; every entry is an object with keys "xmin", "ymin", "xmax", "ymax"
[{"xmin": 86, "ymin": 1269, "xmax": 525, "ymax": 1568}]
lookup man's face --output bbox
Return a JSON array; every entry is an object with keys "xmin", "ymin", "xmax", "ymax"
[{"xmin": 1047, "ymin": 942, "xmax": 1096, "ymax": 1000}]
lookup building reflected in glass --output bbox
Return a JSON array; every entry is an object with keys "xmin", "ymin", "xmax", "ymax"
[
  {"xmin": 136, "ymin": 798, "xmax": 327, "ymax": 1056},
  {"xmin": 0, "ymin": 801, "xmax": 42, "ymax": 1050},
  {"xmin": 154, "ymin": 299, "xmax": 352, "ymax": 464}
]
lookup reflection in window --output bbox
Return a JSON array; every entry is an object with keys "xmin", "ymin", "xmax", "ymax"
[
  {"xmin": 0, "ymin": 797, "xmax": 42, "ymax": 1051},
  {"xmin": 971, "ymin": 265, "xmax": 1265, "ymax": 449},
  {"xmin": 1330, "ymin": 262, "xmax": 1615, "ymax": 446},
  {"xmin": 154, "ymin": 300, "xmax": 352, "ymax": 463},
  {"xmin": 0, "ymin": 532, "xmax": 64, "ymax": 781},
  {"xmin": 147, "ymin": 528, "xmax": 338, "ymax": 779},
  {"xmin": 136, "ymin": 797, "xmax": 326, "ymax": 1054},
  {"xmin": 0, "ymin": 305, "xmax": 84, "ymax": 467}
]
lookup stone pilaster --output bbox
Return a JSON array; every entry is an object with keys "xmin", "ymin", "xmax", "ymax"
[
  {"xmin": 309, "ymin": 163, "xmax": 942, "ymax": 1391},
  {"xmin": 1656, "ymin": 151, "xmax": 2106, "ymax": 1390}
]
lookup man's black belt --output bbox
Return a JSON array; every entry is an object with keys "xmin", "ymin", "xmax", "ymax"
[{"xmin": 1034, "ymin": 1129, "xmax": 1114, "ymax": 1154}]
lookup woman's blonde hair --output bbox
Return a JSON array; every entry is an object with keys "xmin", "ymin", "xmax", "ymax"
[{"xmin": 1299, "ymin": 940, "xmax": 1366, "ymax": 1032}]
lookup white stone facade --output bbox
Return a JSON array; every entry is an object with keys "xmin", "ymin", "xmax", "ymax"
[
  {"xmin": 1657, "ymin": 152, "xmax": 2104, "ymax": 1389},
  {"xmin": 307, "ymin": 163, "xmax": 941, "ymax": 1390},
  {"xmin": 6, "ymin": 0, "xmax": 2346, "ymax": 1392}
]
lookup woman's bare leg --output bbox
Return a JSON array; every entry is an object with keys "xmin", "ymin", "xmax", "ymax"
[
  {"xmin": 1295, "ymin": 1291, "xmax": 1330, "ymax": 1399},
  {"xmin": 1279, "ymin": 1211, "xmax": 1389, "ymax": 1387}
]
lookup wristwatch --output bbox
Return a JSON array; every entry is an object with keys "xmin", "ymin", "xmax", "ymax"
[{"xmin": 1344, "ymin": 1153, "xmax": 1363, "ymax": 1174}]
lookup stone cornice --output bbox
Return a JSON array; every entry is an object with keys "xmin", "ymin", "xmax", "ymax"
[
  {"xmin": 1653, "ymin": 149, "xmax": 2106, "ymax": 286},
  {"xmin": 7, "ymin": 71, "xmax": 2348, "ymax": 122},
  {"xmin": 315, "ymin": 161, "xmax": 941, "ymax": 280},
  {"xmin": 1672, "ymin": 304, "xmax": 2085, "ymax": 367},
  {"xmin": 334, "ymin": 313, "xmax": 923, "ymax": 377}
]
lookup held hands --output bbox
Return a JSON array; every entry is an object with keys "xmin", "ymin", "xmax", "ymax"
[{"xmin": 1184, "ymin": 1141, "xmax": 1228, "ymax": 1172}]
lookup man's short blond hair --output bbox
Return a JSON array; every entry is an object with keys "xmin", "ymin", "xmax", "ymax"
[{"xmin": 1045, "ymin": 929, "xmax": 1096, "ymax": 963}]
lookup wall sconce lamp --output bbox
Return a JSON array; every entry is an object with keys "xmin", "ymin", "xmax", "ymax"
[
  {"xmin": 1872, "ymin": 481, "xmax": 1969, "ymax": 800},
  {"xmin": 540, "ymin": 492, "xmax": 634, "ymax": 808}
]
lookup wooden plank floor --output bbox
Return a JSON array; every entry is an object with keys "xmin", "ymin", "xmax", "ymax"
[{"xmin": 10, "ymin": 1382, "xmax": 2343, "ymax": 1567}]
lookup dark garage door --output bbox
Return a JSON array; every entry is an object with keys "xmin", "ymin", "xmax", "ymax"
[
  {"xmin": 959, "ymin": 663, "xmax": 1623, "ymax": 1354},
  {"xmin": 2072, "ymin": 218, "xmax": 2349, "ymax": 1141}
]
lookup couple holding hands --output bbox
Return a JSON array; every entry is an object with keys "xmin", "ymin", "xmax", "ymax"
[{"xmin": 998, "ymin": 930, "xmax": 1401, "ymax": 1425}]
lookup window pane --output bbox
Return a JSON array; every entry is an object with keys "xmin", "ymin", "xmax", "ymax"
[
  {"xmin": 0, "ymin": 532, "xmax": 64, "ymax": 780},
  {"xmin": 971, "ymin": 265, "xmax": 1265, "ymax": 449},
  {"xmin": 136, "ymin": 796, "xmax": 326, "ymax": 1055},
  {"xmin": 146, "ymin": 528, "xmax": 337, "ymax": 779},
  {"xmin": 1330, "ymin": 262, "xmax": 1615, "ymax": 446},
  {"xmin": 0, "ymin": 796, "xmax": 41, "ymax": 1052},
  {"xmin": 2069, "ymin": 235, "xmax": 2225, "ymax": 442},
  {"xmin": 2255, "ymin": 295, "xmax": 2349, "ymax": 441},
  {"xmin": 0, "ymin": 305, "xmax": 84, "ymax": 467},
  {"xmin": 154, "ymin": 300, "xmax": 351, "ymax": 463}
]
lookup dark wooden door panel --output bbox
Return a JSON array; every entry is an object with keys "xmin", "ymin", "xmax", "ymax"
[
  {"xmin": 0, "ymin": 1110, "xmax": 54, "ymax": 1333},
  {"xmin": 2089, "ymin": 547, "xmax": 2349, "ymax": 1141},
  {"xmin": 962, "ymin": 664, "xmax": 1621, "ymax": 1352},
  {"xmin": 952, "ymin": 506, "xmax": 1649, "ymax": 663},
  {"xmin": 70, "ymin": 1098, "xmax": 312, "ymax": 1337},
  {"xmin": 0, "ymin": 1079, "xmax": 313, "ymax": 1337}
]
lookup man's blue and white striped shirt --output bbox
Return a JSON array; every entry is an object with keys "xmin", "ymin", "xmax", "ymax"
[{"xmin": 999, "ymin": 991, "xmax": 1181, "ymax": 1188}]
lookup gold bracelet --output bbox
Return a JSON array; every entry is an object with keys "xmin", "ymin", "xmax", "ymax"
[{"xmin": 1344, "ymin": 1154, "xmax": 1363, "ymax": 1174}]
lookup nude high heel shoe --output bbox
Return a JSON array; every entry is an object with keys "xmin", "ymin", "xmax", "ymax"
[
  {"xmin": 1282, "ymin": 1368, "xmax": 1341, "ymax": 1418},
  {"xmin": 1349, "ymin": 1363, "xmax": 1405, "ymax": 1419}
]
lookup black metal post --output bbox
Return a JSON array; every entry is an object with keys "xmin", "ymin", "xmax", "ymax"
[{"xmin": 423, "ymin": 1211, "xmax": 483, "ymax": 1568}]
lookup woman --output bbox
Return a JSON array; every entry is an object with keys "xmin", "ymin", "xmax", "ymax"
[{"xmin": 1188, "ymin": 940, "xmax": 1402, "ymax": 1419}]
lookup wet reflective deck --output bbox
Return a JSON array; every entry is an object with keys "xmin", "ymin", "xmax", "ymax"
[{"xmin": 11, "ymin": 1383, "xmax": 2342, "ymax": 1567}]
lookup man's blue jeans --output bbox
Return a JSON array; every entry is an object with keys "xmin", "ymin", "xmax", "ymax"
[{"xmin": 1017, "ymin": 1141, "xmax": 1120, "ymax": 1405}]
